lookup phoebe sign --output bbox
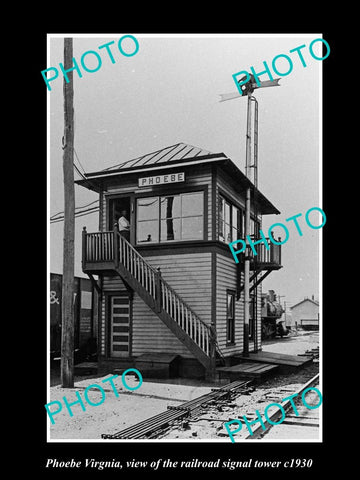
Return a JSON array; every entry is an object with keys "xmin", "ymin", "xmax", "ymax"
[{"xmin": 138, "ymin": 172, "xmax": 185, "ymax": 188}]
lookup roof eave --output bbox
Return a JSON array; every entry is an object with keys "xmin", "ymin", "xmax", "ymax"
[{"xmin": 75, "ymin": 154, "xmax": 280, "ymax": 215}]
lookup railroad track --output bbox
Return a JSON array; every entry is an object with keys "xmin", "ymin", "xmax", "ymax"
[
  {"xmin": 101, "ymin": 379, "xmax": 254, "ymax": 439},
  {"xmin": 245, "ymin": 373, "xmax": 321, "ymax": 439}
]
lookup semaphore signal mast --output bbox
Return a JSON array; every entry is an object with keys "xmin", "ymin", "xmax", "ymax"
[{"xmin": 220, "ymin": 73, "xmax": 280, "ymax": 356}]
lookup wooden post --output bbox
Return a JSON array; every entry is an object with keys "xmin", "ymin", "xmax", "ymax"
[
  {"xmin": 61, "ymin": 37, "xmax": 75, "ymax": 388},
  {"xmin": 206, "ymin": 322, "xmax": 217, "ymax": 380},
  {"xmin": 82, "ymin": 226, "xmax": 87, "ymax": 269},
  {"xmin": 155, "ymin": 267, "xmax": 162, "ymax": 313},
  {"xmin": 113, "ymin": 223, "xmax": 119, "ymax": 267}
]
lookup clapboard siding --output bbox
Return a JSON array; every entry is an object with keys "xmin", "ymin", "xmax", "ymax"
[
  {"xmin": 102, "ymin": 274, "xmax": 127, "ymax": 291},
  {"xmin": 132, "ymin": 294, "xmax": 191, "ymax": 357},
  {"xmin": 215, "ymin": 253, "xmax": 263, "ymax": 356},
  {"xmin": 131, "ymin": 252, "xmax": 212, "ymax": 358},
  {"xmin": 145, "ymin": 252, "xmax": 212, "ymax": 325},
  {"xmin": 216, "ymin": 254, "xmax": 243, "ymax": 356}
]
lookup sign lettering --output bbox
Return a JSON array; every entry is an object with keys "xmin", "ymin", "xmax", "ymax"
[{"xmin": 139, "ymin": 172, "xmax": 185, "ymax": 188}]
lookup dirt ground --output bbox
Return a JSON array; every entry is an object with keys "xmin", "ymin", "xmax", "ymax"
[{"xmin": 47, "ymin": 330, "xmax": 320, "ymax": 441}]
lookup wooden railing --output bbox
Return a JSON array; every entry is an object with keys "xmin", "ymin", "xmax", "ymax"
[
  {"xmin": 246, "ymin": 236, "xmax": 282, "ymax": 267},
  {"xmin": 82, "ymin": 226, "xmax": 213, "ymax": 358},
  {"xmin": 84, "ymin": 230, "xmax": 115, "ymax": 262}
]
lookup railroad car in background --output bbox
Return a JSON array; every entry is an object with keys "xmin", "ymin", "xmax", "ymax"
[
  {"xmin": 261, "ymin": 290, "xmax": 288, "ymax": 339},
  {"xmin": 50, "ymin": 273, "xmax": 98, "ymax": 364}
]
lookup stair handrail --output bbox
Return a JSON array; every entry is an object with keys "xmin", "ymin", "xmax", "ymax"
[
  {"xmin": 114, "ymin": 226, "xmax": 211, "ymax": 333},
  {"xmin": 159, "ymin": 274, "xmax": 211, "ymax": 331}
]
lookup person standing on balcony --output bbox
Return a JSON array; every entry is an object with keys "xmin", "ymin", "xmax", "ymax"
[{"xmin": 118, "ymin": 210, "xmax": 130, "ymax": 241}]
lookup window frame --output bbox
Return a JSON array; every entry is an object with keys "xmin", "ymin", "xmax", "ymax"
[
  {"xmin": 136, "ymin": 196, "xmax": 160, "ymax": 244},
  {"xmin": 218, "ymin": 193, "xmax": 243, "ymax": 245},
  {"xmin": 226, "ymin": 289, "xmax": 236, "ymax": 345},
  {"xmin": 135, "ymin": 186, "xmax": 207, "ymax": 246},
  {"xmin": 160, "ymin": 191, "xmax": 204, "ymax": 242}
]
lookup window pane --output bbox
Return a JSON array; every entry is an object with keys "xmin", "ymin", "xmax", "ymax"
[
  {"xmin": 137, "ymin": 220, "xmax": 159, "ymax": 243},
  {"xmin": 218, "ymin": 197, "xmax": 225, "ymax": 242},
  {"xmin": 181, "ymin": 216, "xmax": 203, "ymax": 240},
  {"xmin": 227, "ymin": 318, "xmax": 235, "ymax": 343},
  {"xmin": 113, "ymin": 326, "xmax": 129, "ymax": 332},
  {"xmin": 224, "ymin": 202, "xmax": 230, "ymax": 223},
  {"xmin": 161, "ymin": 218, "xmax": 181, "ymax": 241},
  {"xmin": 232, "ymin": 205, "xmax": 241, "ymax": 242},
  {"xmin": 113, "ymin": 335, "xmax": 128, "ymax": 342},
  {"xmin": 160, "ymin": 195, "xmax": 181, "ymax": 219},
  {"xmin": 218, "ymin": 220, "xmax": 225, "ymax": 242},
  {"xmin": 182, "ymin": 192, "xmax": 203, "ymax": 217},
  {"xmin": 113, "ymin": 307, "xmax": 129, "ymax": 314},
  {"xmin": 227, "ymin": 293, "xmax": 234, "ymax": 318},
  {"xmin": 232, "ymin": 206, "xmax": 238, "ymax": 230},
  {"xmin": 113, "ymin": 298, "xmax": 128, "ymax": 305},
  {"xmin": 137, "ymin": 197, "xmax": 159, "ymax": 221},
  {"xmin": 219, "ymin": 196, "xmax": 224, "ymax": 221},
  {"xmin": 113, "ymin": 345, "xmax": 128, "ymax": 351},
  {"xmin": 238, "ymin": 210, "xmax": 243, "ymax": 237},
  {"xmin": 250, "ymin": 218, "xmax": 260, "ymax": 236},
  {"xmin": 224, "ymin": 223, "xmax": 231, "ymax": 243},
  {"xmin": 232, "ymin": 227, "xmax": 238, "ymax": 243},
  {"xmin": 112, "ymin": 317, "xmax": 130, "ymax": 324}
]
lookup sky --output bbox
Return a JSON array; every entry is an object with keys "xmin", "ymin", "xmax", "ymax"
[{"xmin": 48, "ymin": 33, "xmax": 324, "ymax": 310}]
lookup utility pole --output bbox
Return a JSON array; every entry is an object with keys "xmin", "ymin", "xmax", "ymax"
[{"xmin": 61, "ymin": 38, "xmax": 75, "ymax": 388}]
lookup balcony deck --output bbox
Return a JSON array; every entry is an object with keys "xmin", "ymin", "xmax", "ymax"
[{"xmin": 237, "ymin": 239, "xmax": 282, "ymax": 272}]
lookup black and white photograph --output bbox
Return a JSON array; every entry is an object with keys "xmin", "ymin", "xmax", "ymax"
[{"xmin": 43, "ymin": 31, "xmax": 334, "ymax": 472}]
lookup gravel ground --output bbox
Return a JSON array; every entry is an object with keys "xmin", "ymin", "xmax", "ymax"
[
  {"xmin": 47, "ymin": 330, "xmax": 320, "ymax": 441},
  {"xmin": 160, "ymin": 362, "xmax": 319, "ymax": 441}
]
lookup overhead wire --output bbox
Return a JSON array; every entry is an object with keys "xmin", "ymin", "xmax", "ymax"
[
  {"xmin": 51, "ymin": 130, "xmax": 100, "ymax": 224},
  {"xmin": 50, "ymin": 152, "xmax": 99, "ymax": 223},
  {"xmin": 50, "ymin": 206, "xmax": 99, "ymax": 224},
  {"xmin": 50, "ymin": 199, "xmax": 99, "ymax": 221}
]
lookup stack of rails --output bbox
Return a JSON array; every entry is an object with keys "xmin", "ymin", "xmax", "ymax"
[{"xmin": 101, "ymin": 379, "xmax": 252, "ymax": 440}]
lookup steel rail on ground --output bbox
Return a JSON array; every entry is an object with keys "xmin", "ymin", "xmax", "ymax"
[
  {"xmin": 245, "ymin": 373, "xmax": 320, "ymax": 439},
  {"xmin": 101, "ymin": 379, "xmax": 252, "ymax": 439}
]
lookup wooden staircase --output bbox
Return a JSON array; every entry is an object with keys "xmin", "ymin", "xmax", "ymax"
[{"xmin": 82, "ymin": 226, "xmax": 222, "ymax": 372}]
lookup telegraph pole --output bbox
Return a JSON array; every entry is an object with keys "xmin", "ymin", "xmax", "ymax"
[{"xmin": 61, "ymin": 37, "xmax": 75, "ymax": 388}]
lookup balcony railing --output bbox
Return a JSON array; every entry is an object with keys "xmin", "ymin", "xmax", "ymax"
[
  {"xmin": 251, "ymin": 238, "xmax": 281, "ymax": 267},
  {"xmin": 235, "ymin": 236, "xmax": 282, "ymax": 270}
]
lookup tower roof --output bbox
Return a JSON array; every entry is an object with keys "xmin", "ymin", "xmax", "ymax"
[{"xmin": 76, "ymin": 142, "xmax": 280, "ymax": 215}]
